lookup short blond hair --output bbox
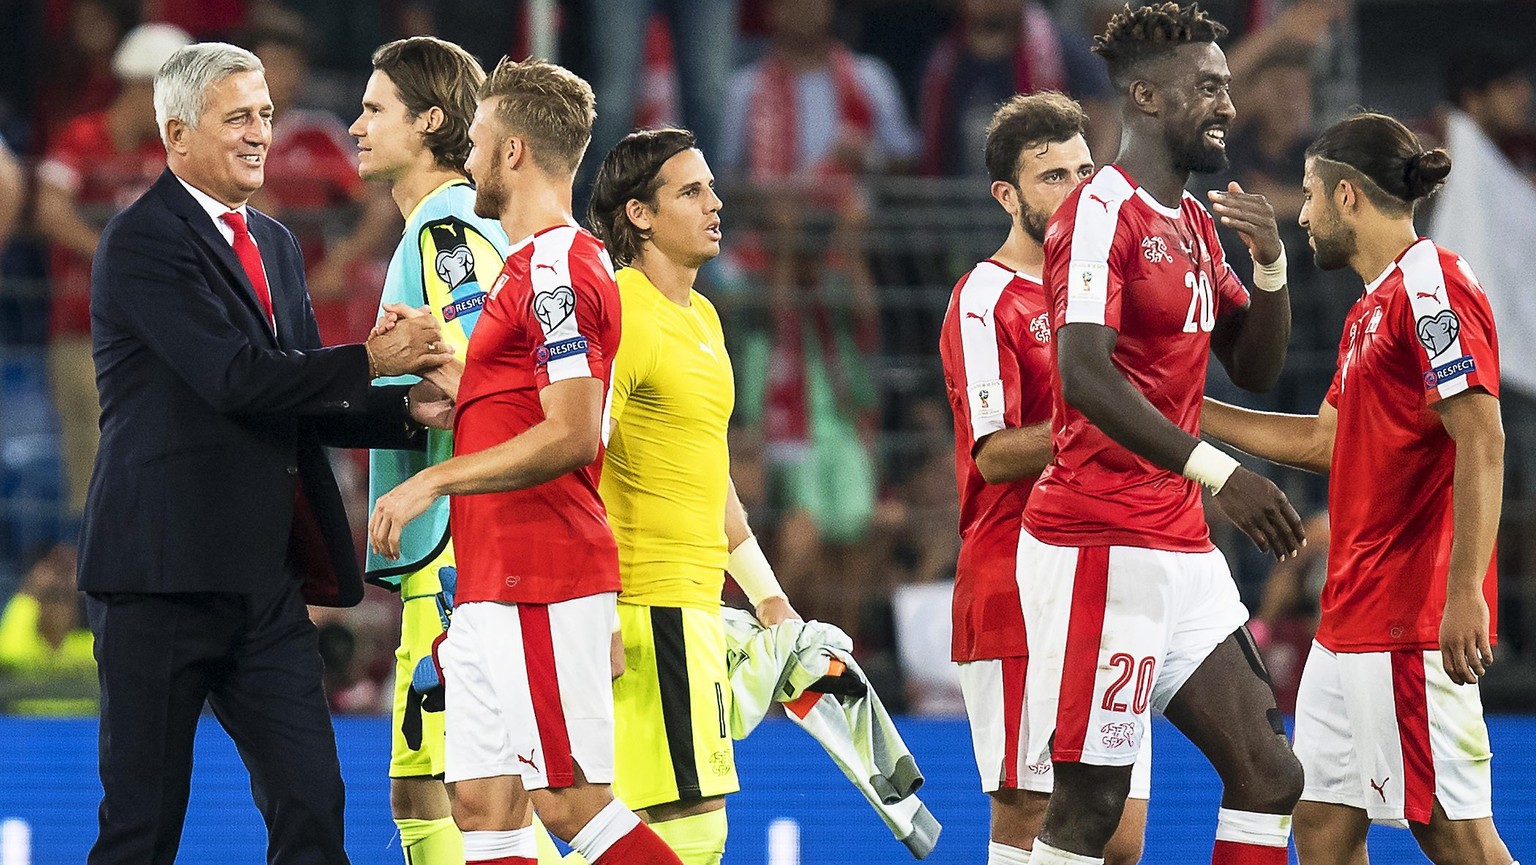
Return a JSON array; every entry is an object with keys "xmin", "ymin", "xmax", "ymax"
[{"xmin": 479, "ymin": 57, "xmax": 595, "ymax": 176}]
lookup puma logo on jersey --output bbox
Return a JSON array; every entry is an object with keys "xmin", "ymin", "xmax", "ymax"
[
  {"xmin": 1415, "ymin": 287, "xmax": 1442, "ymax": 302},
  {"xmin": 1369, "ymin": 776, "xmax": 1389, "ymax": 802},
  {"xmin": 964, "ymin": 310, "xmax": 989, "ymax": 325},
  {"xmin": 698, "ymin": 340, "xmax": 717, "ymax": 360},
  {"xmin": 534, "ymin": 263, "xmax": 558, "ymax": 273},
  {"xmin": 1087, "ymin": 193, "xmax": 1111, "ymax": 212}
]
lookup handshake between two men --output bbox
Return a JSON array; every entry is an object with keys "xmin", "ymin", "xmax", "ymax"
[{"xmin": 366, "ymin": 302, "xmax": 461, "ymax": 431}]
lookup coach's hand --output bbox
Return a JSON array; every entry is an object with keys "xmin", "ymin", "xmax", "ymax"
[
  {"xmin": 369, "ymin": 471, "xmax": 443, "ymax": 560},
  {"xmin": 366, "ymin": 313, "xmax": 453, "ymax": 377},
  {"xmin": 1212, "ymin": 466, "xmax": 1305, "ymax": 560},
  {"xmin": 1440, "ymin": 589, "xmax": 1494, "ymax": 685},
  {"xmin": 1209, "ymin": 181, "xmax": 1283, "ymax": 266}
]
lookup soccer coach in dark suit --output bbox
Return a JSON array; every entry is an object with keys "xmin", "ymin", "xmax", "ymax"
[{"xmin": 79, "ymin": 42, "xmax": 456, "ymax": 865}]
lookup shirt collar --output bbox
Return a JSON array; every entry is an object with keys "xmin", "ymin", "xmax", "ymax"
[{"xmin": 172, "ymin": 172, "xmax": 249, "ymax": 223}]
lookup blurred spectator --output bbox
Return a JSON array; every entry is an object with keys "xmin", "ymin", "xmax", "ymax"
[
  {"xmin": 241, "ymin": 8, "xmax": 401, "ymax": 344},
  {"xmin": 1247, "ymin": 511, "xmax": 1329, "ymax": 713},
  {"xmin": 875, "ymin": 396, "xmax": 960, "ymax": 587},
  {"xmin": 1226, "ymin": 42, "xmax": 1314, "ymax": 224},
  {"xmin": 734, "ymin": 201, "xmax": 882, "ymax": 630},
  {"xmin": 311, "ymin": 593, "xmax": 396, "ymax": 714},
  {"xmin": 585, "ymin": 0, "xmax": 735, "ymax": 176},
  {"xmin": 719, "ymin": 0, "xmax": 919, "ymax": 180},
  {"xmin": 1443, "ymin": 48, "xmax": 1536, "ymax": 181},
  {"xmin": 0, "ymin": 139, "xmax": 22, "ymax": 249},
  {"xmin": 917, "ymin": 0, "xmax": 1114, "ymax": 175},
  {"xmin": 34, "ymin": 0, "xmax": 137, "ymax": 150},
  {"xmin": 0, "ymin": 544, "xmax": 96, "ymax": 715},
  {"xmin": 34, "ymin": 22, "xmax": 191, "ymax": 514}
]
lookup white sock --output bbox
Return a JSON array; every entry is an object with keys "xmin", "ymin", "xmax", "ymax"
[
  {"xmin": 989, "ymin": 840, "xmax": 1033, "ymax": 864},
  {"xmin": 462, "ymin": 827, "xmax": 537, "ymax": 860},
  {"xmin": 1214, "ymin": 808, "xmax": 1291, "ymax": 847},
  {"xmin": 1029, "ymin": 840, "xmax": 1103, "ymax": 865},
  {"xmin": 568, "ymin": 798, "xmax": 639, "ymax": 863}
]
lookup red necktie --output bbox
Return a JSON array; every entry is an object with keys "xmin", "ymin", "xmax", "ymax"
[{"xmin": 219, "ymin": 210, "xmax": 275, "ymax": 331}]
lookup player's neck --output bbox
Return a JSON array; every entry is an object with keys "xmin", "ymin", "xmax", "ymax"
[
  {"xmin": 990, "ymin": 228, "xmax": 1044, "ymax": 281},
  {"xmin": 391, "ymin": 164, "xmax": 465, "ymax": 218},
  {"xmin": 1116, "ymin": 143, "xmax": 1188, "ymax": 210},
  {"xmin": 632, "ymin": 249, "xmax": 697, "ymax": 306},
  {"xmin": 498, "ymin": 181, "xmax": 575, "ymax": 246},
  {"xmin": 1350, "ymin": 218, "xmax": 1422, "ymax": 286}
]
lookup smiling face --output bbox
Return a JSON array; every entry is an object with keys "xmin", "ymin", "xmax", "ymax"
[
  {"xmin": 631, "ymin": 148, "xmax": 723, "ymax": 268},
  {"xmin": 350, "ymin": 70, "xmax": 425, "ymax": 182},
  {"xmin": 1006, "ymin": 134, "xmax": 1094, "ymax": 243},
  {"xmin": 171, "ymin": 69, "xmax": 273, "ymax": 206},
  {"xmin": 1154, "ymin": 42, "xmax": 1236, "ymax": 175},
  {"xmin": 1299, "ymin": 158, "xmax": 1357, "ymax": 271}
]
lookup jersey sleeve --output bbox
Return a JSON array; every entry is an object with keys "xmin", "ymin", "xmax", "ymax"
[
  {"xmin": 606, "ymin": 294, "xmax": 659, "ymax": 426},
  {"xmin": 417, "ymin": 216, "xmax": 505, "ymax": 351},
  {"xmin": 1404, "ymin": 253, "xmax": 1500, "ymax": 405},
  {"xmin": 526, "ymin": 235, "xmax": 613, "ymax": 389},
  {"xmin": 955, "ymin": 296, "xmax": 1025, "ymax": 443},
  {"xmin": 1058, "ymin": 190, "xmax": 1132, "ymax": 332}
]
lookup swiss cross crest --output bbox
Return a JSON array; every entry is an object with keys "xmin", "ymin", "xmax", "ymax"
[
  {"xmin": 1030, "ymin": 312, "xmax": 1051, "ymax": 344},
  {"xmin": 1141, "ymin": 235, "xmax": 1173, "ymax": 264}
]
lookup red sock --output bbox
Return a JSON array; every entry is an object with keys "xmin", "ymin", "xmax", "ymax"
[
  {"xmin": 593, "ymin": 822, "xmax": 683, "ymax": 865},
  {"xmin": 1212, "ymin": 840, "xmax": 1287, "ymax": 864}
]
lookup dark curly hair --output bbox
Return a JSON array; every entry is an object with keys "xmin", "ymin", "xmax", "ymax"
[
  {"xmin": 1093, "ymin": 3, "xmax": 1228, "ymax": 89},
  {"xmin": 984, "ymin": 91, "xmax": 1088, "ymax": 185},
  {"xmin": 1306, "ymin": 112, "xmax": 1452, "ymax": 214},
  {"xmin": 587, "ymin": 128, "xmax": 698, "ymax": 267}
]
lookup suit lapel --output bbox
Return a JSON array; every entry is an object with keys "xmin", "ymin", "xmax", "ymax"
[{"xmin": 153, "ymin": 170, "xmax": 278, "ymax": 347}]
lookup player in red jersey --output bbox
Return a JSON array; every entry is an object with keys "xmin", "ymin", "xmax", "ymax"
[
  {"xmin": 1019, "ymin": 6, "xmax": 1307, "ymax": 865},
  {"xmin": 368, "ymin": 58, "xmax": 683, "ymax": 865},
  {"xmin": 939, "ymin": 91, "xmax": 1149, "ymax": 865},
  {"xmin": 1201, "ymin": 113, "xmax": 1518, "ymax": 865}
]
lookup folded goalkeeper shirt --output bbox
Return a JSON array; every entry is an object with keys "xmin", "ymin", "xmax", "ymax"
[{"xmin": 720, "ymin": 608, "xmax": 941, "ymax": 859}]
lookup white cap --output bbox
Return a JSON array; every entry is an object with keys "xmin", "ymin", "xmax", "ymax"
[{"xmin": 112, "ymin": 23, "xmax": 194, "ymax": 81}]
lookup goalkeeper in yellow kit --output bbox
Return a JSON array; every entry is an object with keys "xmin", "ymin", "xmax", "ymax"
[{"xmin": 587, "ymin": 128, "xmax": 800, "ymax": 865}]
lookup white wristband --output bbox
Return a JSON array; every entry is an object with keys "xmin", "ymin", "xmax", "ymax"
[
  {"xmin": 1252, "ymin": 245, "xmax": 1287, "ymax": 293},
  {"xmin": 727, "ymin": 535, "xmax": 785, "ymax": 608},
  {"xmin": 1182, "ymin": 441, "xmax": 1241, "ymax": 493}
]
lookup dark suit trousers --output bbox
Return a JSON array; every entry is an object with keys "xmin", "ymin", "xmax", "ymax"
[{"xmin": 85, "ymin": 582, "xmax": 349, "ymax": 865}]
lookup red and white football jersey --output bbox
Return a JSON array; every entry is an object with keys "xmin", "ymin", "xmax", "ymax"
[
  {"xmin": 940, "ymin": 260, "xmax": 1055, "ymax": 662},
  {"xmin": 451, "ymin": 225, "xmax": 623, "ymax": 605},
  {"xmin": 1025, "ymin": 165, "xmax": 1249, "ymax": 551},
  {"xmin": 1319, "ymin": 238, "xmax": 1500, "ymax": 652}
]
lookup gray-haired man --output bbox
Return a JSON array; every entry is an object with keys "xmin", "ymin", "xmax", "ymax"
[{"xmin": 80, "ymin": 42, "xmax": 452, "ymax": 865}]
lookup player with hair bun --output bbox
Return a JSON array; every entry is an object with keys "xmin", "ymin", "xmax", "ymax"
[{"xmin": 1204, "ymin": 111, "xmax": 1519, "ymax": 865}]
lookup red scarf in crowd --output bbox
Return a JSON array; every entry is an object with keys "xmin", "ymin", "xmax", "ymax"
[
  {"xmin": 918, "ymin": 1, "xmax": 1065, "ymax": 175},
  {"xmin": 744, "ymin": 41, "xmax": 875, "ymax": 181}
]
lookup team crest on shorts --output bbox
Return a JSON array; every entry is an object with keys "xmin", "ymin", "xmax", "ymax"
[
  {"xmin": 709, "ymin": 749, "xmax": 733, "ymax": 776},
  {"xmin": 1100, "ymin": 721, "xmax": 1136, "ymax": 749}
]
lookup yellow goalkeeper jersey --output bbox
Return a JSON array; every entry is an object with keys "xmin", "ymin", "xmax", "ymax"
[{"xmin": 602, "ymin": 266, "xmax": 734, "ymax": 610}]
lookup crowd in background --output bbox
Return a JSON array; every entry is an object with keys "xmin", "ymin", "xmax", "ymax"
[{"xmin": 1, "ymin": 0, "xmax": 1535, "ymax": 715}]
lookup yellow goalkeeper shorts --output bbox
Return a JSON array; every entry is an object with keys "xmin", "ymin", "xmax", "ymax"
[{"xmin": 612, "ymin": 601, "xmax": 740, "ymax": 809}]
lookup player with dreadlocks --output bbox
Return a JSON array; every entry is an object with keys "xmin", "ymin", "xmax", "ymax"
[{"xmin": 1016, "ymin": 5, "xmax": 1304, "ymax": 864}]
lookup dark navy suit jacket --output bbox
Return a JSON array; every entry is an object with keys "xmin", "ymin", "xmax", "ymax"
[{"xmin": 79, "ymin": 169, "xmax": 420, "ymax": 607}]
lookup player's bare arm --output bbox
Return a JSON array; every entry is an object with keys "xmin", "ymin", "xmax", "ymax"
[
  {"xmin": 725, "ymin": 477, "xmax": 800, "ymax": 625},
  {"xmin": 1434, "ymin": 388, "xmax": 1503, "ymax": 685},
  {"xmin": 1058, "ymin": 321, "xmax": 1304, "ymax": 558},
  {"xmin": 1200, "ymin": 397, "xmax": 1336, "ymax": 474},
  {"xmin": 973, "ymin": 421, "xmax": 1053, "ymax": 484},
  {"xmin": 1208, "ymin": 181, "xmax": 1291, "ymax": 392},
  {"xmin": 368, "ymin": 376, "xmax": 604, "ymax": 558}
]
